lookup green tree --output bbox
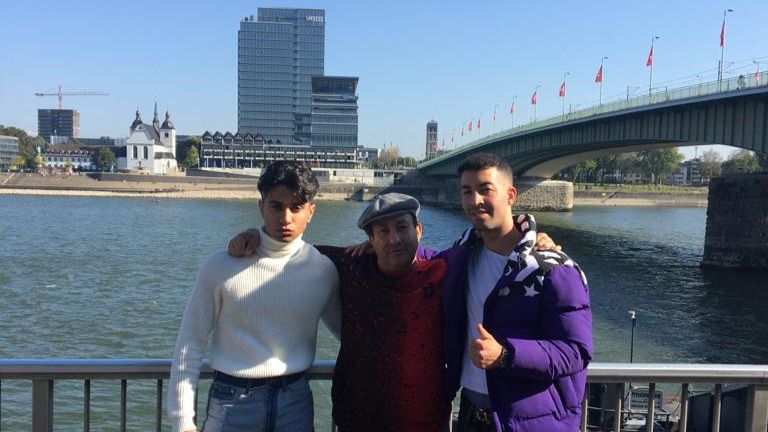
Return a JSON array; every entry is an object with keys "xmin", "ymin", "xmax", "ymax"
[
  {"xmin": 183, "ymin": 145, "xmax": 199, "ymax": 168},
  {"xmin": 177, "ymin": 136, "xmax": 201, "ymax": 166},
  {"xmin": 721, "ymin": 149, "xmax": 761, "ymax": 175},
  {"xmin": 11, "ymin": 155, "xmax": 26, "ymax": 169},
  {"xmin": 698, "ymin": 149, "xmax": 723, "ymax": 179},
  {"xmin": 0, "ymin": 125, "xmax": 47, "ymax": 168},
  {"xmin": 638, "ymin": 148, "xmax": 684, "ymax": 184},
  {"xmin": 93, "ymin": 147, "xmax": 117, "ymax": 172}
]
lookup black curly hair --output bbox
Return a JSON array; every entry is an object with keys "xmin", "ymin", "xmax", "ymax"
[{"xmin": 257, "ymin": 161, "xmax": 319, "ymax": 203}]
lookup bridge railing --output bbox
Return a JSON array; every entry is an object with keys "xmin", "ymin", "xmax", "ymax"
[
  {"xmin": 420, "ymin": 71, "xmax": 768, "ymax": 168},
  {"xmin": 2, "ymin": 359, "xmax": 768, "ymax": 432}
]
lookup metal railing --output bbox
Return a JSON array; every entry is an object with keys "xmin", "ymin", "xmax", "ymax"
[
  {"xmin": 1, "ymin": 360, "xmax": 767, "ymax": 432},
  {"xmin": 419, "ymin": 71, "xmax": 768, "ymax": 169}
]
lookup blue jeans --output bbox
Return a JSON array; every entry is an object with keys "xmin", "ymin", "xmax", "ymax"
[{"xmin": 200, "ymin": 374, "xmax": 314, "ymax": 432}]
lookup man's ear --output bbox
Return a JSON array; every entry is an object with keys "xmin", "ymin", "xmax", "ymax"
[
  {"xmin": 507, "ymin": 185, "xmax": 517, "ymax": 207},
  {"xmin": 415, "ymin": 222, "xmax": 424, "ymax": 241},
  {"xmin": 307, "ymin": 202, "xmax": 316, "ymax": 221}
]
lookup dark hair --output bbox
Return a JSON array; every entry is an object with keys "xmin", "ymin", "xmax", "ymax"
[
  {"xmin": 456, "ymin": 153, "xmax": 514, "ymax": 183},
  {"xmin": 364, "ymin": 213, "xmax": 418, "ymax": 237},
  {"xmin": 257, "ymin": 161, "xmax": 319, "ymax": 203}
]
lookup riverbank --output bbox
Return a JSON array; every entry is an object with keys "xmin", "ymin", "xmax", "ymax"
[{"xmin": 0, "ymin": 173, "xmax": 709, "ymax": 206}]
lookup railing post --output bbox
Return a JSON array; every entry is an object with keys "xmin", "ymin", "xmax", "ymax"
[
  {"xmin": 646, "ymin": 382, "xmax": 656, "ymax": 429},
  {"xmin": 744, "ymin": 384, "xmax": 768, "ymax": 432},
  {"xmin": 712, "ymin": 384, "xmax": 722, "ymax": 432},
  {"xmin": 32, "ymin": 379, "xmax": 53, "ymax": 432},
  {"xmin": 679, "ymin": 383, "xmax": 689, "ymax": 432},
  {"xmin": 580, "ymin": 386, "xmax": 589, "ymax": 432},
  {"xmin": 614, "ymin": 383, "xmax": 624, "ymax": 432}
]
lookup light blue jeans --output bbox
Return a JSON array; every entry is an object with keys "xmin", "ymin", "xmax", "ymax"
[{"xmin": 200, "ymin": 375, "xmax": 314, "ymax": 432}]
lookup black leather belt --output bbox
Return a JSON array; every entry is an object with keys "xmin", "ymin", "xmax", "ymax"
[
  {"xmin": 461, "ymin": 389, "xmax": 494, "ymax": 429},
  {"xmin": 213, "ymin": 370, "xmax": 306, "ymax": 389}
]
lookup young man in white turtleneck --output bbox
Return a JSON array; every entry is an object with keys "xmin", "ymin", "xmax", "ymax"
[{"xmin": 168, "ymin": 161, "xmax": 341, "ymax": 432}]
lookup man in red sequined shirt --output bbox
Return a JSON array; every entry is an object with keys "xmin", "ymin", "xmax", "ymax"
[{"xmin": 319, "ymin": 193, "xmax": 451, "ymax": 432}]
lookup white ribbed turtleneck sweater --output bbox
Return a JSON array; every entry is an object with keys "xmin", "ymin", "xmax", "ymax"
[{"xmin": 168, "ymin": 229, "xmax": 341, "ymax": 432}]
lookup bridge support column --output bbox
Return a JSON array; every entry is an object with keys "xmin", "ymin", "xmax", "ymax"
[
  {"xmin": 514, "ymin": 179, "xmax": 573, "ymax": 212},
  {"xmin": 703, "ymin": 172, "xmax": 768, "ymax": 269}
]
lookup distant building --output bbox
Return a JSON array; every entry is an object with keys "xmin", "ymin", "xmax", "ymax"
[
  {"xmin": 311, "ymin": 76, "xmax": 359, "ymax": 148},
  {"xmin": 666, "ymin": 158, "xmax": 706, "ymax": 186},
  {"xmin": 118, "ymin": 104, "xmax": 178, "ymax": 175},
  {"xmin": 41, "ymin": 146, "xmax": 94, "ymax": 171},
  {"xmin": 356, "ymin": 146, "xmax": 381, "ymax": 165},
  {"xmin": 238, "ymin": 8, "xmax": 326, "ymax": 144},
  {"xmin": 199, "ymin": 130, "xmax": 361, "ymax": 169},
  {"xmin": 0, "ymin": 135, "xmax": 20, "ymax": 168},
  {"xmin": 425, "ymin": 120, "xmax": 438, "ymax": 158},
  {"xmin": 38, "ymin": 109, "xmax": 80, "ymax": 143}
]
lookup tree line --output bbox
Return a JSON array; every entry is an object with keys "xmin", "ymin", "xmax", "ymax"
[{"xmin": 554, "ymin": 147, "xmax": 767, "ymax": 185}]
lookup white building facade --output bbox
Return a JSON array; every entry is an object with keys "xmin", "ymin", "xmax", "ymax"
[{"xmin": 119, "ymin": 105, "xmax": 177, "ymax": 174}]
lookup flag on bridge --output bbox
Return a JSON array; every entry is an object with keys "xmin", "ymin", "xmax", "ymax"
[
  {"xmin": 720, "ymin": 19, "xmax": 726, "ymax": 47},
  {"xmin": 477, "ymin": 118, "xmax": 481, "ymax": 129},
  {"xmin": 559, "ymin": 81, "xmax": 566, "ymax": 97},
  {"xmin": 468, "ymin": 121, "xmax": 472, "ymax": 132},
  {"xmin": 510, "ymin": 101, "xmax": 516, "ymax": 114},
  {"xmin": 647, "ymin": 45, "xmax": 654, "ymax": 67},
  {"xmin": 595, "ymin": 65, "xmax": 603, "ymax": 83},
  {"xmin": 531, "ymin": 90, "xmax": 537, "ymax": 105},
  {"xmin": 756, "ymin": 69, "xmax": 762, "ymax": 86}
]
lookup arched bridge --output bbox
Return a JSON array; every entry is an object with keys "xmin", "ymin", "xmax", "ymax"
[{"xmin": 419, "ymin": 75, "xmax": 768, "ymax": 178}]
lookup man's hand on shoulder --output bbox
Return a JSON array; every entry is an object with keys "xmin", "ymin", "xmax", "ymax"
[
  {"xmin": 534, "ymin": 232, "xmax": 561, "ymax": 251},
  {"xmin": 227, "ymin": 228, "xmax": 261, "ymax": 257},
  {"xmin": 344, "ymin": 240, "xmax": 373, "ymax": 257}
]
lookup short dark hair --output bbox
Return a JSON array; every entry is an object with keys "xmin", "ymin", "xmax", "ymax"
[
  {"xmin": 257, "ymin": 161, "xmax": 319, "ymax": 203},
  {"xmin": 456, "ymin": 153, "xmax": 514, "ymax": 183},
  {"xmin": 364, "ymin": 213, "xmax": 418, "ymax": 237}
]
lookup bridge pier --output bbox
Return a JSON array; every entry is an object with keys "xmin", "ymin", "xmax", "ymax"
[{"xmin": 702, "ymin": 172, "xmax": 768, "ymax": 269}]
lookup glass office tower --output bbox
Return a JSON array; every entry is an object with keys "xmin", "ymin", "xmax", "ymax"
[
  {"xmin": 311, "ymin": 76, "xmax": 358, "ymax": 148},
  {"xmin": 238, "ymin": 8, "xmax": 325, "ymax": 145}
]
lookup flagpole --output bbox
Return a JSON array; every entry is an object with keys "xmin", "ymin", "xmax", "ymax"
[
  {"xmin": 561, "ymin": 72, "xmax": 570, "ymax": 118},
  {"xmin": 649, "ymin": 36, "xmax": 660, "ymax": 98},
  {"xmin": 493, "ymin": 104, "xmax": 498, "ymax": 134},
  {"xmin": 533, "ymin": 84, "xmax": 541, "ymax": 122},
  {"xmin": 719, "ymin": 9, "xmax": 735, "ymax": 90},
  {"xmin": 511, "ymin": 95, "xmax": 517, "ymax": 129},
  {"xmin": 599, "ymin": 56, "xmax": 608, "ymax": 106}
]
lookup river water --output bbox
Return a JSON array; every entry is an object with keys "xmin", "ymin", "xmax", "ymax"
[{"xmin": 1, "ymin": 195, "xmax": 766, "ymax": 430}]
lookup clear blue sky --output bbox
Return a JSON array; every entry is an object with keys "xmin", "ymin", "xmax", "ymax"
[{"xmin": 2, "ymin": 0, "xmax": 767, "ymax": 159}]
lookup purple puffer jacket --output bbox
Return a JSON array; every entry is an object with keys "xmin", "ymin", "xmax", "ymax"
[{"xmin": 439, "ymin": 215, "xmax": 593, "ymax": 432}]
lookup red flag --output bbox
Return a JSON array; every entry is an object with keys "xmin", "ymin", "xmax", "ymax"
[
  {"xmin": 531, "ymin": 91, "xmax": 537, "ymax": 105},
  {"xmin": 595, "ymin": 65, "xmax": 603, "ymax": 83},
  {"xmin": 720, "ymin": 19, "xmax": 725, "ymax": 47},
  {"xmin": 756, "ymin": 70, "xmax": 762, "ymax": 86},
  {"xmin": 510, "ymin": 101, "xmax": 516, "ymax": 114},
  {"xmin": 468, "ymin": 121, "xmax": 472, "ymax": 132},
  {"xmin": 477, "ymin": 118, "xmax": 481, "ymax": 129},
  {"xmin": 647, "ymin": 45, "xmax": 654, "ymax": 67},
  {"xmin": 559, "ymin": 81, "xmax": 566, "ymax": 97},
  {"xmin": 493, "ymin": 111, "xmax": 496, "ymax": 123}
]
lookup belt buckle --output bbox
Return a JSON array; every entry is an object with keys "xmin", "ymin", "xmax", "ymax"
[{"xmin": 472, "ymin": 407, "xmax": 492, "ymax": 426}]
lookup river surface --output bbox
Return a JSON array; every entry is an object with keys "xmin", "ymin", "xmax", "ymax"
[{"xmin": 1, "ymin": 195, "xmax": 766, "ymax": 430}]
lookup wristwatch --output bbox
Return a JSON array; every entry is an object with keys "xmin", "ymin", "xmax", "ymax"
[{"xmin": 499, "ymin": 345, "xmax": 512, "ymax": 368}]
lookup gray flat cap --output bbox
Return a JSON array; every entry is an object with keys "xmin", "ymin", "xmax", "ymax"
[{"xmin": 357, "ymin": 193, "xmax": 421, "ymax": 229}]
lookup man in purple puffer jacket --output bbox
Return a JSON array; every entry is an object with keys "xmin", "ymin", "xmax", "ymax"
[{"xmin": 441, "ymin": 153, "xmax": 592, "ymax": 432}]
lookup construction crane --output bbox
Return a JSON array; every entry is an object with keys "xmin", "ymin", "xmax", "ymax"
[{"xmin": 34, "ymin": 85, "xmax": 108, "ymax": 109}]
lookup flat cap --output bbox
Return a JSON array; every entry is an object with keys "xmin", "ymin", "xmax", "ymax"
[{"xmin": 357, "ymin": 193, "xmax": 421, "ymax": 229}]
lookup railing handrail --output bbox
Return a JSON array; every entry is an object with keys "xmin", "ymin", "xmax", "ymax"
[
  {"xmin": 418, "ymin": 71, "xmax": 768, "ymax": 169},
  {"xmin": 3, "ymin": 359, "xmax": 768, "ymax": 383}
]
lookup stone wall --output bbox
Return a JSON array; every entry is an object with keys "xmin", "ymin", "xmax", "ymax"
[{"xmin": 702, "ymin": 173, "xmax": 768, "ymax": 269}]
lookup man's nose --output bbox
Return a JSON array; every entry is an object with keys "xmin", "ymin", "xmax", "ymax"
[
  {"xmin": 387, "ymin": 231, "xmax": 402, "ymax": 245},
  {"xmin": 279, "ymin": 208, "xmax": 291, "ymax": 224}
]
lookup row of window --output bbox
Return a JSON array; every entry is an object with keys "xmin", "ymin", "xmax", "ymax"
[
  {"xmin": 238, "ymin": 48, "xmax": 324, "ymax": 59},
  {"xmin": 239, "ymin": 91, "xmax": 312, "ymax": 100},
  {"xmin": 238, "ymin": 65, "xmax": 322, "ymax": 76},
  {"xmin": 131, "ymin": 146, "xmax": 150, "ymax": 159},
  {"xmin": 238, "ymin": 39, "xmax": 324, "ymax": 50},
  {"xmin": 45, "ymin": 156, "xmax": 91, "ymax": 163},
  {"xmin": 312, "ymin": 125, "xmax": 358, "ymax": 134},
  {"xmin": 310, "ymin": 115, "xmax": 358, "ymax": 124}
]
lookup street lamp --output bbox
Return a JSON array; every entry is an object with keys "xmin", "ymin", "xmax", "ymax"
[
  {"xmin": 719, "ymin": 9, "xmax": 735, "ymax": 89},
  {"xmin": 628, "ymin": 309, "xmax": 637, "ymax": 363}
]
